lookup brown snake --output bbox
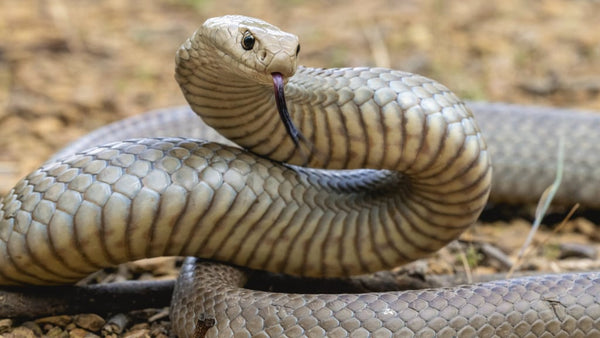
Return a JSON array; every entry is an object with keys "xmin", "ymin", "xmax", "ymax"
[{"xmin": 1, "ymin": 15, "xmax": 600, "ymax": 337}]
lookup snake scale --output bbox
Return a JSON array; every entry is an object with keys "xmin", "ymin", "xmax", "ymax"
[{"xmin": 1, "ymin": 15, "xmax": 600, "ymax": 337}]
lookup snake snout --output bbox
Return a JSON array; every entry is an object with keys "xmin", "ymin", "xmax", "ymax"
[{"xmin": 265, "ymin": 51, "xmax": 296, "ymax": 78}]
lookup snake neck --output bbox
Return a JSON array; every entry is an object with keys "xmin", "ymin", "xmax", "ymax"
[{"xmin": 175, "ymin": 45, "xmax": 290, "ymax": 157}]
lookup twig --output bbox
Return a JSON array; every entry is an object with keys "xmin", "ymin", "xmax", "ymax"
[{"xmin": 0, "ymin": 280, "xmax": 174, "ymax": 318}]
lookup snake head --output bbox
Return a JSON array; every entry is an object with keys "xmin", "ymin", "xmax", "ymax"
[
  {"xmin": 176, "ymin": 15, "xmax": 314, "ymax": 164},
  {"xmin": 199, "ymin": 15, "xmax": 300, "ymax": 84}
]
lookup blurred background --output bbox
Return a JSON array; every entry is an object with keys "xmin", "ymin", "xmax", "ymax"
[{"xmin": 1, "ymin": 0, "xmax": 599, "ymax": 193}]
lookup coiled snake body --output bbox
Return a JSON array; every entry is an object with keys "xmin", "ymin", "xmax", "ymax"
[{"xmin": 1, "ymin": 15, "xmax": 600, "ymax": 337}]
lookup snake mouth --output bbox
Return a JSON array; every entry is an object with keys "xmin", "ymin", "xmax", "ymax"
[{"xmin": 272, "ymin": 72, "xmax": 303, "ymax": 147}]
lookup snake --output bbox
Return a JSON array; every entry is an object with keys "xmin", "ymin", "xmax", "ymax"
[{"xmin": 1, "ymin": 15, "xmax": 600, "ymax": 337}]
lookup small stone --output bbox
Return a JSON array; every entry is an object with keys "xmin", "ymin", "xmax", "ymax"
[
  {"xmin": 102, "ymin": 313, "xmax": 129, "ymax": 335},
  {"xmin": 45, "ymin": 326, "xmax": 67, "ymax": 337},
  {"xmin": 36, "ymin": 315, "xmax": 73, "ymax": 327},
  {"xmin": 0, "ymin": 318, "xmax": 13, "ymax": 333},
  {"xmin": 149, "ymin": 324, "xmax": 169, "ymax": 338},
  {"xmin": 573, "ymin": 218, "xmax": 600, "ymax": 241},
  {"xmin": 21, "ymin": 321, "xmax": 43, "ymax": 336},
  {"xmin": 68, "ymin": 328, "xmax": 100, "ymax": 338},
  {"xmin": 122, "ymin": 329, "xmax": 150, "ymax": 338},
  {"xmin": 73, "ymin": 314, "xmax": 105, "ymax": 332},
  {"xmin": 8, "ymin": 326, "xmax": 36, "ymax": 338},
  {"xmin": 152, "ymin": 333, "xmax": 169, "ymax": 338},
  {"xmin": 129, "ymin": 323, "xmax": 150, "ymax": 331}
]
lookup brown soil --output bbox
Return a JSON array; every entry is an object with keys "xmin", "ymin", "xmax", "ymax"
[{"xmin": 1, "ymin": 0, "xmax": 600, "ymax": 336}]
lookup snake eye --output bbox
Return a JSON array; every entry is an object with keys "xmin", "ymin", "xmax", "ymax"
[
  {"xmin": 242, "ymin": 31, "xmax": 255, "ymax": 50},
  {"xmin": 296, "ymin": 44, "xmax": 300, "ymax": 56}
]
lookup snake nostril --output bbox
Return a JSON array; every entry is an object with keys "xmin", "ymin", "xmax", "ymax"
[{"xmin": 259, "ymin": 50, "xmax": 267, "ymax": 62}]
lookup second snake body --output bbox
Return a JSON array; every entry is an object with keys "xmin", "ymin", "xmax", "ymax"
[{"xmin": 1, "ymin": 15, "xmax": 600, "ymax": 337}]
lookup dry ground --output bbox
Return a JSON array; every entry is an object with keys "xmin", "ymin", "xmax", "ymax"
[{"xmin": 1, "ymin": 0, "xmax": 600, "ymax": 336}]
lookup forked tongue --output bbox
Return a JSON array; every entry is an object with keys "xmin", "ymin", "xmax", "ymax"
[{"xmin": 272, "ymin": 72, "xmax": 303, "ymax": 147}]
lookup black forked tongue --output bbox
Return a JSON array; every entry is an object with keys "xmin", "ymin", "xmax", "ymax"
[
  {"xmin": 272, "ymin": 73, "xmax": 320, "ymax": 166},
  {"xmin": 272, "ymin": 72, "xmax": 304, "ymax": 147}
]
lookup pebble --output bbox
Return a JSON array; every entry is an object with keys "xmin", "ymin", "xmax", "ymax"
[
  {"xmin": 68, "ymin": 328, "xmax": 101, "ymax": 338},
  {"xmin": 35, "ymin": 315, "xmax": 73, "ymax": 327},
  {"xmin": 573, "ymin": 218, "xmax": 600, "ymax": 241},
  {"xmin": 6, "ymin": 326, "xmax": 36, "ymax": 337},
  {"xmin": 73, "ymin": 314, "xmax": 106, "ymax": 332},
  {"xmin": 20, "ymin": 321, "xmax": 43, "ymax": 336},
  {"xmin": 129, "ymin": 323, "xmax": 150, "ymax": 331},
  {"xmin": 122, "ymin": 329, "xmax": 151, "ymax": 338},
  {"xmin": 0, "ymin": 318, "xmax": 12, "ymax": 333},
  {"xmin": 44, "ymin": 326, "xmax": 68, "ymax": 337},
  {"xmin": 149, "ymin": 324, "xmax": 170, "ymax": 338},
  {"xmin": 102, "ymin": 313, "xmax": 129, "ymax": 335}
]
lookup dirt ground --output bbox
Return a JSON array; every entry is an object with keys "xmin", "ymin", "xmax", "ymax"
[{"xmin": 1, "ymin": 0, "xmax": 600, "ymax": 336}]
